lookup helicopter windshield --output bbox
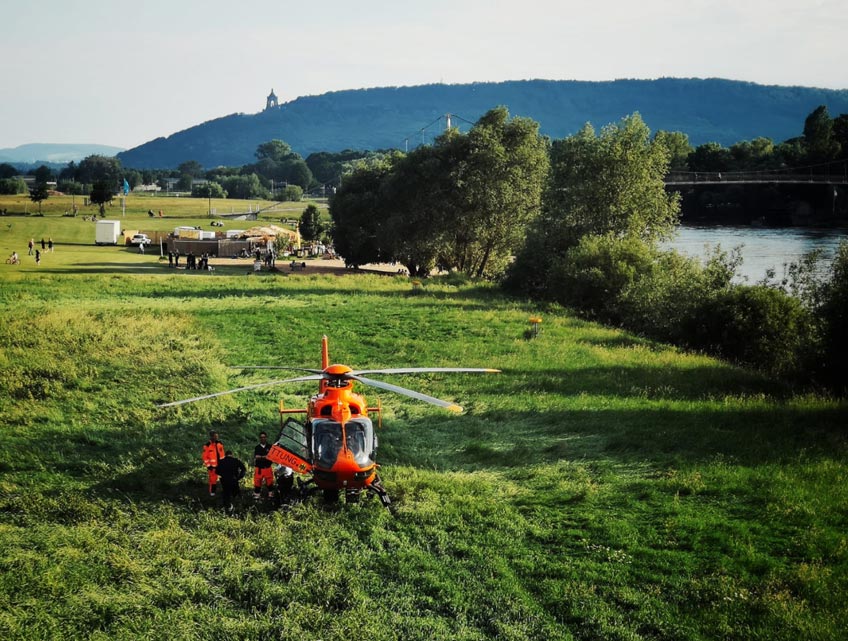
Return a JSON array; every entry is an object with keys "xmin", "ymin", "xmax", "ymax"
[
  {"xmin": 313, "ymin": 420, "xmax": 343, "ymax": 468},
  {"xmin": 311, "ymin": 419, "xmax": 375, "ymax": 469},
  {"xmin": 345, "ymin": 418, "xmax": 375, "ymax": 467}
]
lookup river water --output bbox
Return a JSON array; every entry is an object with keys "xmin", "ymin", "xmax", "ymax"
[{"xmin": 665, "ymin": 225, "xmax": 848, "ymax": 283}]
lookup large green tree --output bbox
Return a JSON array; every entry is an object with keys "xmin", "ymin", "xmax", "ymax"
[
  {"xmin": 29, "ymin": 183, "xmax": 49, "ymax": 213},
  {"xmin": 0, "ymin": 163, "xmax": 17, "ymax": 179},
  {"xmin": 507, "ymin": 113, "xmax": 679, "ymax": 296},
  {"xmin": 251, "ymin": 140, "xmax": 313, "ymax": 190},
  {"xmin": 330, "ymin": 108, "xmax": 548, "ymax": 279},
  {"xmin": 653, "ymin": 130, "xmax": 692, "ymax": 171},
  {"xmin": 76, "ymin": 155, "xmax": 122, "ymax": 188},
  {"xmin": 803, "ymin": 105, "xmax": 840, "ymax": 163},
  {"xmin": 440, "ymin": 107, "xmax": 549, "ymax": 278},
  {"xmin": 177, "ymin": 160, "xmax": 204, "ymax": 178},
  {"xmin": 298, "ymin": 204, "xmax": 323, "ymax": 242},
  {"xmin": 380, "ymin": 142, "xmax": 452, "ymax": 276},
  {"xmin": 687, "ymin": 141, "xmax": 733, "ymax": 172},
  {"xmin": 33, "ymin": 165, "xmax": 54, "ymax": 184},
  {"xmin": 329, "ymin": 160, "xmax": 395, "ymax": 267},
  {"xmin": 89, "ymin": 181, "xmax": 114, "ymax": 215}
]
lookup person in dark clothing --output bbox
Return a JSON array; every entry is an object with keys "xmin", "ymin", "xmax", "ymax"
[
  {"xmin": 215, "ymin": 450, "xmax": 246, "ymax": 512},
  {"xmin": 253, "ymin": 432, "xmax": 275, "ymax": 499}
]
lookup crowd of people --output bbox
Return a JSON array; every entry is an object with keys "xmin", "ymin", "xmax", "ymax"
[
  {"xmin": 167, "ymin": 250, "xmax": 212, "ymax": 270},
  {"xmin": 7, "ymin": 237, "xmax": 55, "ymax": 266},
  {"xmin": 202, "ymin": 430, "xmax": 294, "ymax": 512}
]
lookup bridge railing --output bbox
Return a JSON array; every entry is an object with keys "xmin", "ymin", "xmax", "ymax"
[{"xmin": 666, "ymin": 171, "xmax": 848, "ymax": 184}]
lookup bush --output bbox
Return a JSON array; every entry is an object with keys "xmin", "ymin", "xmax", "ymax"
[
  {"xmin": 191, "ymin": 181, "xmax": 227, "ymax": 198},
  {"xmin": 619, "ymin": 246, "xmax": 740, "ymax": 344},
  {"xmin": 0, "ymin": 177, "xmax": 27, "ymax": 195},
  {"xmin": 57, "ymin": 181, "xmax": 86, "ymax": 195},
  {"xmin": 282, "ymin": 185, "xmax": 303, "ymax": 202},
  {"xmin": 816, "ymin": 242, "xmax": 848, "ymax": 392},
  {"xmin": 687, "ymin": 285, "xmax": 813, "ymax": 378},
  {"xmin": 548, "ymin": 234, "xmax": 655, "ymax": 321}
]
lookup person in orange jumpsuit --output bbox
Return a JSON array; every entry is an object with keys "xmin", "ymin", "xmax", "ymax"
[
  {"xmin": 253, "ymin": 431, "xmax": 275, "ymax": 499},
  {"xmin": 202, "ymin": 431, "xmax": 225, "ymax": 496}
]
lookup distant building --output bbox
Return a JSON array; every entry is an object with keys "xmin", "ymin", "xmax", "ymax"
[{"xmin": 266, "ymin": 89, "xmax": 279, "ymax": 110}]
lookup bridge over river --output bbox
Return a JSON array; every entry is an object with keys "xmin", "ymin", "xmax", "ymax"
[
  {"xmin": 665, "ymin": 170, "xmax": 848, "ymax": 186},
  {"xmin": 664, "ymin": 164, "xmax": 848, "ymax": 226}
]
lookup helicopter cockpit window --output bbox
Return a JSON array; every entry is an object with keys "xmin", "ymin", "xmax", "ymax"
[
  {"xmin": 345, "ymin": 418, "xmax": 375, "ymax": 467},
  {"xmin": 313, "ymin": 420, "xmax": 343, "ymax": 468}
]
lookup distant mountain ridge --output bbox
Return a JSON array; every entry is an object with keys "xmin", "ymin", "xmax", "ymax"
[
  {"xmin": 117, "ymin": 78, "xmax": 848, "ymax": 169},
  {"xmin": 0, "ymin": 143, "xmax": 124, "ymax": 164}
]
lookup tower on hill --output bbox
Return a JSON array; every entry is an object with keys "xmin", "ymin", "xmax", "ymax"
[{"xmin": 266, "ymin": 89, "xmax": 278, "ymax": 110}]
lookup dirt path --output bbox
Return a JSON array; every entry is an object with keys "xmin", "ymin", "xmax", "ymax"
[{"xmin": 206, "ymin": 256, "xmax": 410, "ymax": 276}]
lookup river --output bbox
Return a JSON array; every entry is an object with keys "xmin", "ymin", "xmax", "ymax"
[{"xmin": 666, "ymin": 225, "xmax": 848, "ymax": 283}]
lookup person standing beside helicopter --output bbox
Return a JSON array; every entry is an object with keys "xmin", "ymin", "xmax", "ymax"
[
  {"xmin": 202, "ymin": 431, "xmax": 225, "ymax": 496},
  {"xmin": 253, "ymin": 432, "xmax": 275, "ymax": 499},
  {"xmin": 215, "ymin": 450, "xmax": 246, "ymax": 512}
]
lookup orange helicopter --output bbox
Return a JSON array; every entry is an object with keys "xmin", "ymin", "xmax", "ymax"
[{"xmin": 158, "ymin": 336, "xmax": 499, "ymax": 507}]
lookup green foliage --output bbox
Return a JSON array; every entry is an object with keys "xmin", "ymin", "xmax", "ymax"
[
  {"xmin": 815, "ymin": 241, "xmax": 848, "ymax": 392},
  {"xmin": 75, "ymin": 155, "xmax": 122, "ymax": 186},
  {"xmin": 177, "ymin": 160, "xmax": 204, "ymax": 177},
  {"xmin": 191, "ymin": 181, "xmax": 227, "ymax": 199},
  {"xmin": 687, "ymin": 141, "xmax": 733, "ymax": 172},
  {"xmin": 33, "ymin": 164, "xmax": 53, "ymax": 183},
  {"xmin": 444, "ymin": 107, "xmax": 549, "ymax": 278},
  {"xmin": 653, "ymin": 130, "xmax": 692, "ymax": 170},
  {"xmin": 508, "ymin": 113, "xmax": 679, "ymax": 294},
  {"xmin": 255, "ymin": 140, "xmax": 294, "ymax": 162},
  {"xmin": 0, "ymin": 162, "xmax": 17, "ymax": 179},
  {"xmin": 548, "ymin": 234, "xmax": 656, "ymax": 321},
  {"xmin": 219, "ymin": 173, "xmax": 267, "ymax": 200},
  {"xmin": 331, "ymin": 108, "xmax": 548, "ymax": 279},
  {"xmin": 0, "ymin": 265, "xmax": 846, "ymax": 641},
  {"xmin": 251, "ymin": 140, "xmax": 313, "ymax": 190},
  {"xmin": 306, "ymin": 149, "xmax": 372, "ymax": 186},
  {"xmin": 803, "ymin": 105, "xmax": 841, "ymax": 162},
  {"xmin": 0, "ymin": 177, "xmax": 27, "ymax": 195},
  {"xmin": 618, "ymin": 246, "xmax": 740, "ymax": 343},
  {"xmin": 89, "ymin": 181, "xmax": 114, "ymax": 214},
  {"xmin": 282, "ymin": 184, "xmax": 303, "ymax": 201},
  {"xmin": 299, "ymin": 204, "xmax": 323, "ymax": 242},
  {"xmin": 28, "ymin": 183, "xmax": 49, "ymax": 213},
  {"xmin": 329, "ymin": 162, "xmax": 391, "ymax": 267},
  {"xmin": 687, "ymin": 285, "xmax": 814, "ymax": 378}
]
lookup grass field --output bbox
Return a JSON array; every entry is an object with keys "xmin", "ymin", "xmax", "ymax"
[{"xmin": 1, "ymin": 208, "xmax": 846, "ymax": 640}]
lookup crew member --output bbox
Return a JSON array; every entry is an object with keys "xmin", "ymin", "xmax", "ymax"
[
  {"xmin": 215, "ymin": 450, "xmax": 246, "ymax": 512},
  {"xmin": 253, "ymin": 431, "xmax": 275, "ymax": 499},
  {"xmin": 202, "ymin": 431, "xmax": 225, "ymax": 496}
]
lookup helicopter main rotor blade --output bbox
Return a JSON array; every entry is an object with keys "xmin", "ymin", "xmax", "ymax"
[
  {"xmin": 352, "ymin": 367, "xmax": 501, "ymax": 376},
  {"xmin": 157, "ymin": 374, "xmax": 323, "ymax": 409},
  {"xmin": 229, "ymin": 366, "xmax": 324, "ymax": 374},
  {"xmin": 350, "ymin": 375, "xmax": 464, "ymax": 413}
]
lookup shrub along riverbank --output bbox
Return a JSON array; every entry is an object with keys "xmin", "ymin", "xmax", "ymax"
[{"xmin": 1, "ymin": 265, "xmax": 846, "ymax": 640}]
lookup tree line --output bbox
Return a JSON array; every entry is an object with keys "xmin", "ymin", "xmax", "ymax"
[
  {"xmin": 329, "ymin": 107, "xmax": 848, "ymax": 395},
  {"xmin": 658, "ymin": 105, "xmax": 848, "ymax": 173}
]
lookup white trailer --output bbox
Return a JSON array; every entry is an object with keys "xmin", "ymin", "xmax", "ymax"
[{"xmin": 95, "ymin": 220, "xmax": 121, "ymax": 245}]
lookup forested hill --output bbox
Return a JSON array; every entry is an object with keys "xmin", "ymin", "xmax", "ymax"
[{"xmin": 117, "ymin": 78, "xmax": 848, "ymax": 169}]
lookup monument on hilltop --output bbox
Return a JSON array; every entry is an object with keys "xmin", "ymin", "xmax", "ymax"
[{"xmin": 266, "ymin": 89, "xmax": 279, "ymax": 110}]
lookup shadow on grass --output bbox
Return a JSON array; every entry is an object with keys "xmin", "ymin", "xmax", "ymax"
[
  {"xmin": 480, "ymin": 365, "xmax": 778, "ymax": 402},
  {"xmin": 382, "ymin": 403, "xmax": 848, "ymax": 471},
  {"xmin": 6, "ymin": 390, "xmax": 842, "ymax": 521}
]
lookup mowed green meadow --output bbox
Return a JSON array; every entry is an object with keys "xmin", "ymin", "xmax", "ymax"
[{"xmin": 1, "ymin": 204, "xmax": 847, "ymax": 640}]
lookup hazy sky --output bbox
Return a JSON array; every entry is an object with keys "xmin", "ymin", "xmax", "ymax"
[{"xmin": 2, "ymin": 0, "xmax": 846, "ymax": 150}]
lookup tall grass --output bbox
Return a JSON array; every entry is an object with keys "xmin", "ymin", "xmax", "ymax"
[{"xmin": 0, "ymin": 232, "xmax": 846, "ymax": 640}]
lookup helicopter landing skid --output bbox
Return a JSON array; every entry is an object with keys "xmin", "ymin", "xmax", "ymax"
[{"xmin": 367, "ymin": 475, "xmax": 392, "ymax": 509}]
